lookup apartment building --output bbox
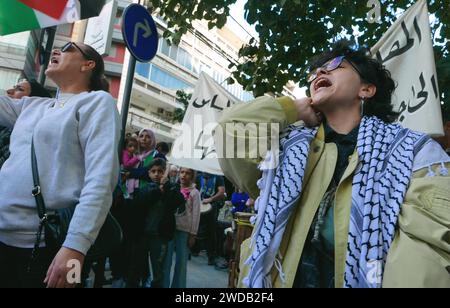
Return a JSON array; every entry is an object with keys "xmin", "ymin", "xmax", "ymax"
[{"xmin": 0, "ymin": 0, "xmax": 255, "ymax": 145}]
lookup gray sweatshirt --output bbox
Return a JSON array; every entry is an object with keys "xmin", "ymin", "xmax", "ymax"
[{"xmin": 0, "ymin": 91, "xmax": 120, "ymax": 255}]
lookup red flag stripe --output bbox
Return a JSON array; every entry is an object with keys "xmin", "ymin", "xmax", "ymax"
[{"xmin": 18, "ymin": 0, "xmax": 69, "ymax": 20}]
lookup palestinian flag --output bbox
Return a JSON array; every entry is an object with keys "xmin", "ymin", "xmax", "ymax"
[{"xmin": 0, "ymin": 0, "xmax": 106, "ymax": 36}]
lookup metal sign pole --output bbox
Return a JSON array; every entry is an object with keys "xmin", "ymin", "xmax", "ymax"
[
  {"xmin": 118, "ymin": 55, "xmax": 136, "ymax": 155},
  {"xmin": 118, "ymin": 2, "xmax": 158, "ymax": 154}
]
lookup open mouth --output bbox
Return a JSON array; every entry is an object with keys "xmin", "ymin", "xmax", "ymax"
[
  {"xmin": 314, "ymin": 78, "xmax": 332, "ymax": 91},
  {"xmin": 50, "ymin": 57, "xmax": 59, "ymax": 65}
]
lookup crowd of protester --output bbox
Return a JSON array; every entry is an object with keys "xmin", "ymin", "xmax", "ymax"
[
  {"xmin": 0, "ymin": 41, "xmax": 448, "ymax": 289},
  {"xmin": 107, "ymin": 129, "xmax": 255, "ymax": 288}
]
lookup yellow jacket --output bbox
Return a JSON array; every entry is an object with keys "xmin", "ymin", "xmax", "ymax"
[{"xmin": 215, "ymin": 96, "xmax": 450, "ymax": 288}]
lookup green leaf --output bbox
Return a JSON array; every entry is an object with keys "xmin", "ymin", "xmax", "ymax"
[{"xmin": 149, "ymin": 0, "xmax": 449, "ymax": 98}]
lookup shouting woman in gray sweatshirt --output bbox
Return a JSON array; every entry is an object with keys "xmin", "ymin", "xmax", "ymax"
[{"xmin": 0, "ymin": 42, "xmax": 120, "ymax": 288}]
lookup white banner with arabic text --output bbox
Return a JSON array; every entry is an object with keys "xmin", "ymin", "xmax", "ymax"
[
  {"xmin": 169, "ymin": 73, "xmax": 241, "ymax": 175},
  {"xmin": 371, "ymin": 0, "xmax": 443, "ymax": 136}
]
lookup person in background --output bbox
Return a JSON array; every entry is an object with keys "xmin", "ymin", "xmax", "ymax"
[
  {"xmin": 140, "ymin": 159, "xmax": 185, "ymax": 288},
  {"xmin": 0, "ymin": 79, "xmax": 52, "ymax": 169},
  {"xmin": 121, "ymin": 128, "xmax": 158, "ymax": 287},
  {"xmin": 169, "ymin": 165, "xmax": 180, "ymax": 184},
  {"xmin": 5, "ymin": 78, "xmax": 52, "ymax": 99},
  {"xmin": 231, "ymin": 188, "xmax": 250, "ymax": 215},
  {"xmin": 155, "ymin": 142, "xmax": 170, "ymax": 160},
  {"xmin": 163, "ymin": 167, "xmax": 201, "ymax": 288},
  {"xmin": 120, "ymin": 137, "xmax": 140, "ymax": 199},
  {"xmin": 126, "ymin": 129, "xmax": 159, "ymax": 185},
  {"xmin": 194, "ymin": 172, "xmax": 226, "ymax": 265}
]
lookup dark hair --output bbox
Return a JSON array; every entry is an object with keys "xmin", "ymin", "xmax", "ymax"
[
  {"xmin": 28, "ymin": 79, "xmax": 52, "ymax": 98},
  {"xmin": 125, "ymin": 137, "xmax": 138, "ymax": 147},
  {"xmin": 78, "ymin": 43, "xmax": 109, "ymax": 92},
  {"xmin": 309, "ymin": 40, "xmax": 398, "ymax": 123},
  {"xmin": 149, "ymin": 158, "xmax": 167, "ymax": 170},
  {"xmin": 180, "ymin": 167, "xmax": 196, "ymax": 179},
  {"xmin": 156, "ymin": 142, "xmax": 170, "ymax": 154}
]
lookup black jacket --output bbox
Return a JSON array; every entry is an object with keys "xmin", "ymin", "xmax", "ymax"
[{"xmin": 140, "ymin": 181, "xmax": 185, "ymax": 241}]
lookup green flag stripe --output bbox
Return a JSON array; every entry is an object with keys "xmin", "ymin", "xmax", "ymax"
[{"xmin": 0, "ymin": 0, "xmax": 40, "ymax": 35}]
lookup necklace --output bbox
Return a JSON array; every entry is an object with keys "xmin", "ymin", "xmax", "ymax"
[{"xmin": 55, "ymin": 93, "xmax": 77, "ymax": 108}]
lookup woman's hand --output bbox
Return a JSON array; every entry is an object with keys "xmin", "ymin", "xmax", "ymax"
[
  {"xmin": 293, "ymin": 97, "xmax": 323, "ymax": 127},
  {"xmin": 44, "ymin": 247, "xmax": 85, "ymax": 288},
  {"xmin": 160, "ymin": 176, "xmax": 169, "ymax": 185}
]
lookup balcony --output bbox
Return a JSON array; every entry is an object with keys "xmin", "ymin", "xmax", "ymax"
[
  {"xmin": 128, "ymin": 107, "xmax": 181, "ymax": 143},
  {"xmin": 132, "ymin": 74, "xmax": 184, "ymax": 111}
]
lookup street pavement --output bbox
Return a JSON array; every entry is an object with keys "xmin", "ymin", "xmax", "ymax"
[
  {"xmin": 185, "ymin": 251, "xmax": 228, "ymax": 288},
  {"xmin": 88, "ymin": 250, "xmax": 228, "ymax": 288}
]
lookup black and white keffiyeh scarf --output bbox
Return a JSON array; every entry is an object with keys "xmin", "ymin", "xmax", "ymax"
[{"xmin": 243, "ymin": 116, "xmax": 444, "ymax": 288}]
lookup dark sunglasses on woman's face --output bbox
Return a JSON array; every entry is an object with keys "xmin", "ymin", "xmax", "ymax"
[
  {"xmin": 60, "ymin": 42, "xmax": 93, "ymax": 60},
  {"xmin": 307, "ymin": 55, "xmax": 362, "ymax": 83}
]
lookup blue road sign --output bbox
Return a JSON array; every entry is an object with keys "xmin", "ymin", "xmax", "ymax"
[{"xmin": 122, "ymin": 4, "xmax": 158, "ymax": 63}]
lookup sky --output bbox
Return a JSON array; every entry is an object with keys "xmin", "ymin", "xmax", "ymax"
[
  {"xmin": 224, "ymin": 1, "xmax": 445, "ymax": 100},
  {"xmin": 227, "ymin": 0, "xmax": 258, "ymax": 42},
  {"xmin": 226, "ymin": 0, "xmax": 308, "ymax": 98}
]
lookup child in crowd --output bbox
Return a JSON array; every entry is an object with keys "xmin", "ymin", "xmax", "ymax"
[
  {"xmin": 120, "ymin": 137, "xmax": 140, "ymax": 199},
  {"xmin": 140, "ymin": 159, "xmax": 185, "ymax": 288},
  {"xmin": 122, "ymin": 137, "xmax": 140, "ymax": 168},
  {"xmin": 163, "ymin": 167, "xmax": 201, "ymax": 288}
]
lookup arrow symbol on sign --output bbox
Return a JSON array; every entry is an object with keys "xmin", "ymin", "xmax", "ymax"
[{"xmin": 133, "ymin": 19, "xmax": 152, "ymax": 47}]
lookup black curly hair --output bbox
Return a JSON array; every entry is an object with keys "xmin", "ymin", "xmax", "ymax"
[{"xmin": 308, "ymin": 40, "xmax": 398, "ymax": 123}]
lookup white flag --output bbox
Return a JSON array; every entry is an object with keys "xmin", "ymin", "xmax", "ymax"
[
  {"xmin": 169, "ymin": 73, "xmax": 241, "ymax": 175},
  {"xmin": 371, "ymin": 0, "xmax": 443, "ymax": 136}
]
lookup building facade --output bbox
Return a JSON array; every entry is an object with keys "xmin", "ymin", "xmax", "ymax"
[
  {"xmin": 80, "ymin": 0, "xmax": 254, "ymax": 144},
  {"xmin": 0, "ymin": 0, "xmax": 255, "ymax": 145}
]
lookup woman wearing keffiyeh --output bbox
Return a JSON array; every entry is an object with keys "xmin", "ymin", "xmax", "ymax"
[{"xmin": 214, "ymin": 41, "xmax": 450, "ymax": 288}]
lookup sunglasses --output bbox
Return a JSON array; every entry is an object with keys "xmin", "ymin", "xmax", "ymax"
[
  {"xmin": 307, "ymin": 55, "xmax": 362, "ymax": 83},
  {"xmin": 60, "ymin": 42, "xmax": 93, "ymax": 60}
]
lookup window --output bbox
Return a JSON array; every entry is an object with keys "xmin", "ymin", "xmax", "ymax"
[
  {"xmin": 115, "ymin": 9, "xmax": 123, "ymax": 25},
  {"xmin": 199, "ymin": 62, "xmax": 212, "ymax": 75},
  {"xmin": 136, "ymin": 62, "xmax": 150, "ymax": 79},
  {"xmin": 213, "ymin": 70, "xmax": 225, "ymax": 84},
  {"xmin": 56, "ymin": 23, "xmax": 72, "ymax": 37},
  {"xmin": 177, "ymin": 48, "xmax": 192, "ymax": 71},
  {"xmin": 182, "ymin": 50, "xmax": 193, "ymax": 71},
  {"xmin": 108, "ymin": 43, "xmax": 118, "ymax": 58},
  {"xmin": 158, "ymin": 39, "xmax": 196, "ymax": 73},
  {"xmin": 157, "ymin": 37, "xmax": 163, "ymax": 53},
  {"xmin": 192, "ymin": 58, "xmax": 199, "ymax": 74},
  {"xmin": 149, "ymin": 64, "xmax": 192, "ymax": 90},
  {"xmin": 131, "ymin": 104, "xmax": 145, "ymax": 112},
  {"xmin": 178, "ymin": 48, "xmax": 187, "ymax": 67},
  {"xmin": 169, "ymin": 44, "xmax": 178, "ymax": 61},
  {"xmin": 160, "ymin": 38, "xmax": 170, "ymax": 57}
]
